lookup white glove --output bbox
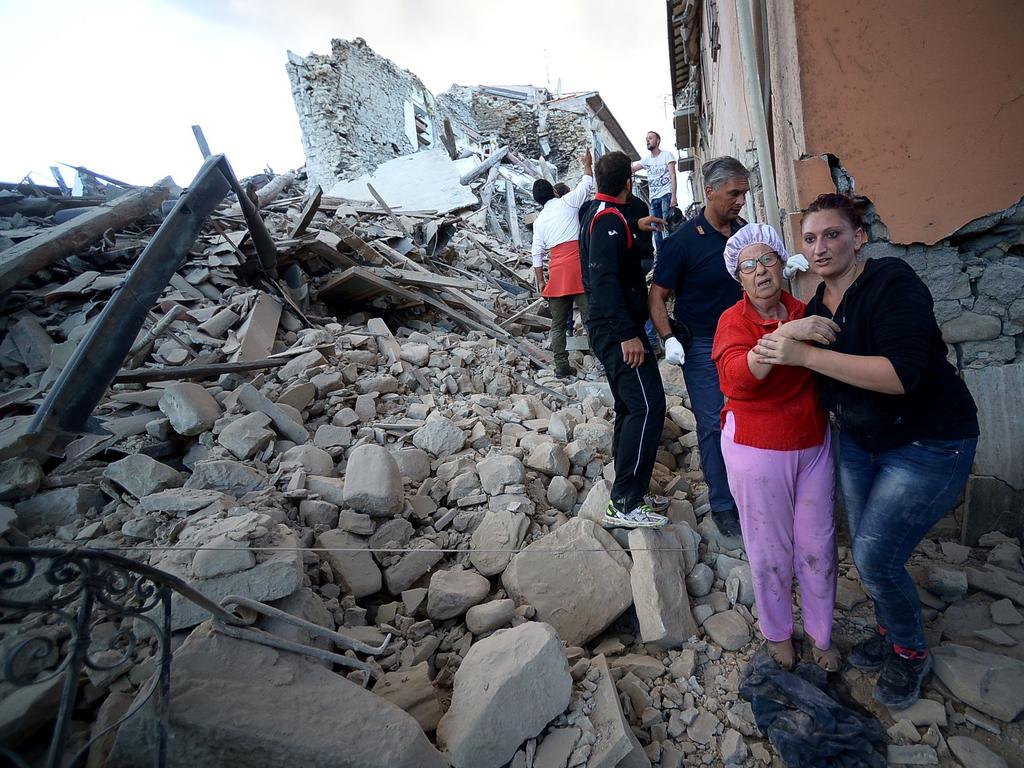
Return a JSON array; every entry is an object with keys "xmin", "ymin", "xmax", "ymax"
[
  {"xmin": 664, "ymin": 336, "xmax": 685, "ymax": 366},
  {"xmin": 783, "ymin": 254, "xmax": 810, "ymax": 280}
]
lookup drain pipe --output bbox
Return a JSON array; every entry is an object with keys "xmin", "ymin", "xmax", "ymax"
[{"xmin": 735, "ymin": 0, "xmax": 780, "ymax": 229}]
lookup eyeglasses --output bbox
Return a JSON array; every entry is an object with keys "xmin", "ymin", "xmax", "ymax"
[{"xmin": 738, "ymin": 252, "xmax": 779, "ymax": 274}]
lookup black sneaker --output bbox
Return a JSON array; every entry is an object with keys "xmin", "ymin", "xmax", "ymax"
[
  {"xmin": 848, "ymin": 628, "xmax": 891, "ymax": 672},
  {"xmin": 554, "ymin": 363, "xmax": 575, "ymax": 379},
  {"xmin": 873, "ymin": 649, "xmax": 933, "ymax": 710},
  {"xmin": 711, "ymin": 507, "xmax": 742, "ymax": 538}
]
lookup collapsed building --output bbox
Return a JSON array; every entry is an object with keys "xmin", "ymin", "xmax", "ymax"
[{"xmin": 0, "ymin": 25, "xmax": 1022, "ymax": 768}]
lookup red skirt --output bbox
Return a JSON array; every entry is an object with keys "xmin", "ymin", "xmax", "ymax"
[{"xmin": 542, "ymin": 240, "xmax": 584, "ymax": 298}]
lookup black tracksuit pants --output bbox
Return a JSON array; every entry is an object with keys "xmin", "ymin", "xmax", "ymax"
[{"xmin": 589, "ymin": 323, "xmax": 666, "ymax": 509}]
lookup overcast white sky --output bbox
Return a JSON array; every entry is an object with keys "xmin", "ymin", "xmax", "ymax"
[{"xmin": 0, "ymin": 0, "xmax": 679, "ymax": 192}]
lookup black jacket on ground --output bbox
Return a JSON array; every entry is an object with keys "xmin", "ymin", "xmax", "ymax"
[
  {"xmin": 579, "ymin": 194, "xmax": 650, "ymax": 343},
  {"xmin": 805, "ymin": 257, "xmax": 979, "ymax": 452}
]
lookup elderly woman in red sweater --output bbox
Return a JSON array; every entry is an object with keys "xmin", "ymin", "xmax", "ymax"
[{"xmin": 711, "ymin": 223, "xmax": 841, "ymax": 671}]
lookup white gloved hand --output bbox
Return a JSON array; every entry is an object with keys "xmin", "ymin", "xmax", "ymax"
[
  {"xmin": 783, "ymin": 254, "xmax": 810, "ymax": 280},
  {"xmin": 664, "ymin": 336, "xmax": 685, "ymax": 366}
]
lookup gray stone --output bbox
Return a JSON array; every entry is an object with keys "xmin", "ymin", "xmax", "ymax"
[
  {"xmin": 578, "ymin": 479, "xmax": 611, "ymax": 524},
  {"xmin": 703, "ymin": 610, "xmax": 751, "ymax": 651},
  {"xmin": 102, "ymin": 454, "xmax": 182, "ymax": 498},
  {"xmin": 721, "ymin": 728, "xmax": 748, "ymax": 765},
  {"xmin": 668, "ymin": 405, "xmax": 697, "ymax": 432},
  {"xmin": 446, "ymin": 472, "xmax": 481, "ymax": 503},
  {"xmin": 276, "ymin": 382, "xmax": 315, "ymax": 411},
  {"xmin": 299, "ymin": 499, "xmax": 339, "ymax": 531},
  {"xmin": 587, "ymin": 654, "xmax": 651, "ymax": 768},
  {"xmin": 961, "ymin": 337, "xmax": 1016, "ymax": 368},
  {"xmin": 525, "ymin": 442, "xmax": 569, "ymax": 476},
  {"xmin": 477, "ymin": 455, "xmax": 527, "ymax": 495},
  {"xmin": 991, "ymin": 598, "xmax": 1023, "ymax": 625},
  {"xmin": 962, "ymin": 477, "xmax": 1024, "ymax": 546},
  {"xmin": 685, "ymin": 562, "xmax": 715, "ymax": 597},
  {"xmin": 891, "ymin": 697, "xmax": 947, "ymax": 727},
  {"xmin": 369, "ymin": 518, "xmax": 414, "ymax": 551},
  {"xmin": 573, "ymin": 423, "xmax": 613, "ymax": 455},
  {"xmin": 280, "ymin": 444, "xmax": 334, "ymax": 476},
  {"xmin": 502, "ymin": 518, "xmax": 632, "ymax": 646},
  {"xmin": 886, "ymin": 745, "xmax": 937, "ymax": 765},
  {"xmin": 941, "ymin": 311, "xmax": 1002, "ymax": 343},
  {"xmin": 973, "ymin": 627, "xmax": 1017, "ymax": 646},
  {"xmin": 108, "ymin": 623, "xmax": 446, "ymax": 768},
  {"xmin": 546, "ymin": 476, "xmax": 577, "ymax": 512},
  {"xmin": 357, "ymin": 374, "xmax": 399, "ymax": 394},
  {"xmin": 687, "ymin": 710, "xmax": 720, "ymax": 745},
  {"xmin": 373, "ymin": 662, "xmax": 441, "ymax": 732},
  {"xmin": 426, "ymin": 568, "xmax": 490, "ymax": 620},
  {"xmin": 965, "ymin": 363, "xmax": 1024, "ymax": 492},
  {"xmin": 312, "ymin": 424, "xmax": 352, "ymax": 449},
  {"xmin": 191, "ymin": 535, "xmax": 255, "ymax": 579},
  {"xmin": 470, "ymin": 509, "xmax": 529, "ymax": 576},
  {"xmin": 159, "ymin": 382, "xmax": 222, "ymax": 436},
  {"xmin": 316, "ymin": 530, "xmax": 381, "ymax": 598},
  {"xmin": 466, "ymin": 599, "xmax": 516, "ymax": 635},
  {"xmin": 437, "ymin": 622, "xmax": 572, "ymax": 768},
  {"xmin": 184, "ymin": 460, "xmax": 269, "ymax": 496},
  {"xmin": 412, "ymin": 416, "xmax": 465, "ymax": 458},
  {"xmin": 218, "ymin": 412, "xmax": 275, "ymax": 459},
  {"xmin": 946, "ymin": 736, "xmax": 1008, "ymax": 768},
  {"xmin": 925, "ymin": 565, "xmax": 968, "ymax": 602},
  {"xmin": 628, "ymin": 526, "xmax": 698, "ymax": 647},
  {"xmin": 0, "ymin": 457, "xmax": 43, "ymax": 501},
  {"xmin": 336, "ymin": 509, "xmax": 374, "ymax": 535},
  {"xmin": 15, "ymin": 485, "xmax": 105, "ymax": 532},
  {"xmin": 399, "ymin": 342, "xmax": 431, "ymax": 366},
  {"xmin": 932, "ymin": 643, "xmax": 1024, "ymax": 722},
  {"xmin": 714, "ymin": 554, "xmax": 746, "ymax": 581},
  {"xmin": 305, "ymin": 475, "xmax": 346, "ymax": 505},
  {"xmin": 0, "ymin": 674, "xmax": 64, "ymax": 748},
  {"xmin": 384, "ymin": 544, "xmax": 444, "ymax": 595},
  {"xmin": 726, "ymin": 564, "xmax": 755, "ymax": 607},
  {"xmin": 535, "ymin": 727, "xmax": 579, "ymax": 768},
  {"xmin": 343, "ymin": 444, "xmax": 403, "ymax": 516},
  {"xmin": 236, "ymin": 383, "xmax": 309, "ymax": 445},
  {"xmin": 277, "ymin": 350, "xmax": 325, "ymax": 380},
  {"xmin": 391, "ymin": 448, "xmax": 431, "ymax": 483},
  {"xmin": 977, "ymin": 259, "xmax": 1024, "ymax": 304}
]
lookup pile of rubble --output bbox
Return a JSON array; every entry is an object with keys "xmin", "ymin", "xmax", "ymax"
[{"xmin": 1, "ymin": 162, "xmax": 1023, "ymax": 768}]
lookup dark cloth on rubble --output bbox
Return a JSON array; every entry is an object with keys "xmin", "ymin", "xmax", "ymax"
[{"xmin": 739, "ymin": 650, "xmax": 886, "ymax": 768}]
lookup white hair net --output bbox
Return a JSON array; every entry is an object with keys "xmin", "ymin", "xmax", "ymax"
[{"xmin": 723, "ymin": 223, "xmax": 789, "ymax": 281}]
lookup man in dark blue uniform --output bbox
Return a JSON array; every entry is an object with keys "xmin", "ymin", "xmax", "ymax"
[{"xmin": 649, "ymin": 156, "xmax": 750, "ymax": 537}]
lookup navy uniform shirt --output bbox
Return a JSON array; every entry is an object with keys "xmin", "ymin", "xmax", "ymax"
[{"xmin": 653, "ymin": 208, "xmax": 744, "ymax": 338}]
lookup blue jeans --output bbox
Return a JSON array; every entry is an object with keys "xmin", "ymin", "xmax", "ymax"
[
  {"xmin": 640, "ymin": 258, "xmax": 658, "ymax": 349},
  {"xmin": 649, "ymin": 193, "xmax": 672, "ymax": 253},
  {"xmin": 681, "ymin": 336, "xmax": 735, "ymax": 514},
  {"xmin": 839, "ymin": 432, "xmax": 977, "ymax": 651}
]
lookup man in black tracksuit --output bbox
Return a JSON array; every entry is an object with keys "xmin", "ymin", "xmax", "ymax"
[{"xmin": 578, "ymin": 152, "xmax": 668, "ymax": 529}]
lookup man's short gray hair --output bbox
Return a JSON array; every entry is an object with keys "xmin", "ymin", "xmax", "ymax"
[{"xmin": 701, "ymin": 156, "xmax": 750, "ymax": 191}]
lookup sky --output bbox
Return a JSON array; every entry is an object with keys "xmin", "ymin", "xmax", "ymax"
[{"xmin": 0, "ymin": 0, "xmax": 679, "ymax": 193}]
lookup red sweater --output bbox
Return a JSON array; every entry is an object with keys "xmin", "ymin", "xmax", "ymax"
[{"xmin": 712, "ymin": 291, "xmax": 827, "ymax": 450}]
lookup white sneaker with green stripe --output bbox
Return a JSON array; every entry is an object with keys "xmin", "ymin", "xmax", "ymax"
[{"xmin": 601, "ymin": 500, "xmax": 669, "ymax": 529}]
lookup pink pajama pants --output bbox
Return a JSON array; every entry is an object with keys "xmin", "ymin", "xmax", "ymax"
[{"xmin": 720, "ymin": 412, "xmax": 838, "ymax": 649}]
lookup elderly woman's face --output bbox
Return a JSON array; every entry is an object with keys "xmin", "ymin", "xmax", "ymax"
[{"xmin": 737, "ymin": 244, "xmax": 783, "ymax": 302}]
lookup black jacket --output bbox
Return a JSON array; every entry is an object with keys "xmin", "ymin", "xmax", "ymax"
[
  {"xmin": 579, "ymin": 194, "xmax": 650, "ymax": 343},
  {"xmin": 805, "ymin": 257, "xmax": 979, "ymax": 452}
]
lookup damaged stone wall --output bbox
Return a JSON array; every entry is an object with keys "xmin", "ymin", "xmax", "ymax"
[{"xmin": 287, "ymin": 38, "xmax": 441, "ymax": 190}]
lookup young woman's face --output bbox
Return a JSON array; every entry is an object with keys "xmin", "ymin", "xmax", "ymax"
[{"xmin": 801, "ymin": 210, "xmax": 865, "ymax": 278}]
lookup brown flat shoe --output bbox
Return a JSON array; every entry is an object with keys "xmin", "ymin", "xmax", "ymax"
[
  {"xmin": 812, "ymin": 645, "xmax": 842, "ymax": 672},
  {"xmin": 767, "ymin": 639, "xmax": 796, "ymax": 670}
]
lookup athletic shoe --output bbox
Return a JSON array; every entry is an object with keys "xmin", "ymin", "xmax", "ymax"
[
  {"xmin": 848, "ymin": 627, "xmax": 891, "ymax": 672},
  {"xmin": 643, "ymin": 494, "xmax": 671, "ymax": 512},
  {"xmin": 554, "ymin": 363, "xmax": 575, "ymax": 379},
  {"xmin": 711, "ymin": 507, "xmax": 742, "ymax": 538},
  {"xmin": 873, "ymin": 648, "xmax": 933, "ymax": 710},
  {"xmin": 601, "ymin": 500, "xmax": 669, "ymax": 529}
]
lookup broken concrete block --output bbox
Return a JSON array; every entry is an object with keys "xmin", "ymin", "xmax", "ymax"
[
  {"xmin": 159, "ymin": 382, "xmax": 223, "ymax": 436},
  {"xmin": 437, "ymin": 622, "xmax": 571, "ymax": 768},
  {"xmin": 103, "ymin": 454, "xmax": 183, "ymax": 498},
  {"xmin": 15, "ymin": 485, "xmax": 105, "ymax": 532},
  {"xmin": 217, "ymin": 412, "xmax": 276, "ymax": 460},
  {"xmin": 502, "ymin": 517, "xmax": 632, "ymax": 646},
  {"xmin": 412, "ymin": 416, "xmax": 465, "ymax": 458},
  {"xmin": 932, "ymin": 643, "xmax": 1024, "ymax": 722},
  {"xmin": 184, "ymin": 460, "xmax": 270, "ymax": 497},
  {"xmin": 316, "ymin": 529, "xmax": 382, "ymax": 598},
  {"xmin": 373, "ymin": 662, "xmax": 442, "ymax": 732},
  {"xmin": 108, "ymin": 622, "xmax": 446, "ymax": 768},
  {"xmin": 426, "ymin": 568, "xmax": 490, "ymax": 620},
  {"xmin": 0, "ymin": 457, "xmax": 43, "ymax": 501},
  {"xmin": 628, "ymin": 526, "xmax": 698, "ymax": 648},
  {"xmin": 343, "ymin": 443, "xmax": 403, "ymax": 516}
]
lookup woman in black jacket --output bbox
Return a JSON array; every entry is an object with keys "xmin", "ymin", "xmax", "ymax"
[{"xmin": 753, "ymin": 194, "xmax": 978, "ymax": 710}]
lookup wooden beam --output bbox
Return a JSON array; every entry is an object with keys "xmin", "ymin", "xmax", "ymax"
[
  {"xmin": 0, "ymin": 184, "xmax": 169, "ymax": 292},
  {"xmin": 505, "ymin": 179, "xmax": 522, "ymax": 247},
  {"xmin": 500, "ymin": 297, "xmax": 545, "ymax": 327},
  {"xmin": 459, "ymin": 146, "xmax": 509, "ymax": 185},
  {"xmin": 366, "ymin": 183, "xmax": 413, "ymax": 239},
  {"xmin": 289, "ymin": 185, "xmax": 322, "ymax": 238},
  {"xmin": 113, "ymin": 357, "xmax": 289, "ymax": 384},
  {"xmin": 375, "ymin": 268, "xmax": 479, "ymax": 290}
]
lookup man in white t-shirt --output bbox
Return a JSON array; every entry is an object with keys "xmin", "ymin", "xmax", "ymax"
[
  {"xmin": 632, "ymin": 131, "xmax": 677, "ymax": 253},
  {"xmin": 632, "ymin": 131, "xmax": 676, "ymax": 351}
]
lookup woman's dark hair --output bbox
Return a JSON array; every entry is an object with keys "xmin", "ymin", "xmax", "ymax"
[
  {"xmin": 803, "ymin": 193, "xmax": 864, "ymax": 231},
  {"xmin": 553, "ymin": 182, "xmax": 570, "ymax": 197},
  {"xmin": 532, "ymin": 179, "xmax": 555, "ymax": 206},
  {"xmin": 595, "ymin": 152, "xmax": 632, "ymax": 196}
]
